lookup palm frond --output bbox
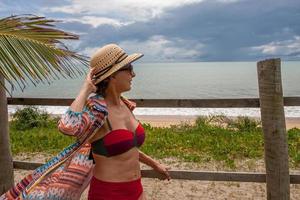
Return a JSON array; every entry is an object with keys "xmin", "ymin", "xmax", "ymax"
[{"xmin": 0, "ymin": 14, "xmax": 89, "ymax": 92}]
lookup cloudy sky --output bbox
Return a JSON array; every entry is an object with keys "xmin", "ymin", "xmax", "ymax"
[{"xmin": 1, "ymin": 0, "xmax": 300, "ymax": 62}]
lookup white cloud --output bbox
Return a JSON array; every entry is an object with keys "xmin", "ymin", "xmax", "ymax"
[
  {"xmin": 62, "ymin": 16, "xmax": 133, "ymax": 28},
  {"xmin": 251, "ymin": 36, "xmax": 300, "ymax": 58},
  {"xmin": 118, "ymin": 35, "xmax": 205, "ymax": 62},
  {"xmin": 81, "ymin": 46, "xmax": 99, "ymax": 57},
  {"xmin": 216, "ymin": 0, "xmax": 242, "ymax": 3},
  {"xmin": 81, "ymin": 35, "xmax": 204, "ymax": 61},
  {"xmin": 46, "ymin": 0, "xmax": 204, "ymax": 22}
]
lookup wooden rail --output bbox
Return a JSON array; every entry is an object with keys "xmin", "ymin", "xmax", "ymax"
[
  {"xmin": 7, "ymin": 97, "xmax": 300, "ymax": 107},
  {"xmin": 9, "ymin": 96, "xmax": 300, "ymax": 184},
  {"xmin": 13, "ymin": 161, "xmax": 300, "ymax": 184}
]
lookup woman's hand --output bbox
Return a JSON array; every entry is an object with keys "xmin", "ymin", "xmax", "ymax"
[
  {"xmin": 82, "ymin": 68, "xmax": 97, "ymax": 94},
  {"xmin": 138, "ymin": 151, "xmax": 171, "ymax": 181},
  {"xmin": 153, "ymin": 163, "xmax": 171, "ymax": 181}
]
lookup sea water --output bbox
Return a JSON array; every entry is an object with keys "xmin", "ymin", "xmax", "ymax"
[{"xmin": 7, "ymin": 61, "xmax": 300, "ymax": 117}]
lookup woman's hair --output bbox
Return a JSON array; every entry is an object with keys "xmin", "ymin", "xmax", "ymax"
[{"xmin": 95, "ymin": 78, "xmax": 110, "ymax": 97}]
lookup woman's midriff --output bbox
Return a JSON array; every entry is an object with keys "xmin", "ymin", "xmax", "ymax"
[{"xmin": 92, "ymin": 148, "xmax": 141, "ymax": 182}]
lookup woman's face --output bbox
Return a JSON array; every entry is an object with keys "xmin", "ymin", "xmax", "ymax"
[{"xmin": 112, "ymin": 64, "xmax": 135, "ymax": 93}]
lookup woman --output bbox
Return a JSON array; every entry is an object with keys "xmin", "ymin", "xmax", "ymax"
[{"xmin": 58, "ymin": 44, "xmax": 170, "ymax": 200}]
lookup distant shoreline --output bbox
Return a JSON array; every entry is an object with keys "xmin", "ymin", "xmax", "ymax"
[
  {"xmin": 8, "ymin": 105, "xmax": 300, "ymax": 118},
  {"xmin": 7, "ymin": 112, "xmax": 300, "ymax": 129}
]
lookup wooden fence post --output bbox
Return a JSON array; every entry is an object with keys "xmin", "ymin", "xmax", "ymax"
[
  {"xmin": 257, "ymin": 58, "xmax": 290, "ymax": 199},
  {"xmin": 0, "ymin": 75, "xmax": 14, "ymax": 194}
]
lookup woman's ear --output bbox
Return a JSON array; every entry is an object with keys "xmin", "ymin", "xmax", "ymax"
[{"xmin": 109, "ymin": 74, "xmax": 117, "ymax": 80}]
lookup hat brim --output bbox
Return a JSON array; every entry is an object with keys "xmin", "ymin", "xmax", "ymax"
[{"xmin": 93, "ymin": 53, "xmax": 143, "ymax": 85}]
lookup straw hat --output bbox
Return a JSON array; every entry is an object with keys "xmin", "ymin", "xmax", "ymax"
[{"xmin": 90, "ymin": 44, "xmax": 143, "ymax": 84}]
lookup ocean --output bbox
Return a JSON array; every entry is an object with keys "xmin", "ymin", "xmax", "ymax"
[{"xmin": 7, "ymin": 61, "xmax": 300, "ymax": 117}]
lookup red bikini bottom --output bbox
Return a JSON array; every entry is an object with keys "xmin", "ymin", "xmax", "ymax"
[{"xmin": 88, "ymin": 176, "xmax": 143, "ymax": 200}]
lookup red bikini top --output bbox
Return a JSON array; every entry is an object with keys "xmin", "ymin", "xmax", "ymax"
[{"xmin": 90, "ymin": 119, "xmax": 145, "ymax": 157}]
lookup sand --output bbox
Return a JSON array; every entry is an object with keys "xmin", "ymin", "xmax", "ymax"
[
  {"xmin": 13, "ymin": 156, "xmax": 300, "ymax": 200},
  {"xmin": 11, "ymin": 115, "xmax": 300, "ymax": 199},
  {"xmin": 8, "ymin": 113, "xmax": 300, "ymax": 130},
  {"xmin": 136, "ymin": 115, "xmax": 300, "ymax": 130}
]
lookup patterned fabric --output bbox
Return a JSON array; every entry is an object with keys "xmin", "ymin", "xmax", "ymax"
[
  {"xmin": 21, "ymin": 144, "xmax": 94, "ymax": 200},
  {"xmin": 0, "ymin": 94, "xmax": 136, "ymax": 200},
  {"xmin": 58, "ymin": 95, "xmax": 109, "ymax": 139},
  {"xmin": 1, "ymin": 95, "xmax": 108, "ymax": 200},
  {"xmin": 0, "ymin": 138, "xmax": 85, "ymax": 200},
  {"xmin": 91, "ymin": 122, "xmax": 145, "ymax": 157}
]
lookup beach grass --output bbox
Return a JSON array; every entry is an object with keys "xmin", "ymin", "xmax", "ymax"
[
  {"xmin": 8, "ymin": 109, "xmax": 300, "ymax": 168},
  {"xmin": 9, "ymin": 118, "xmax": 76, "ymax": 155},
  {"xmin": 141, "ymin": 116, "xmax": 299, "ymax": 168}
]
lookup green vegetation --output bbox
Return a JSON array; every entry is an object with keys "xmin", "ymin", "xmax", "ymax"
[
  {"xmin": 10, "ymin": 106, "xmax": 75, "ymax": 154},
  {"xmin": 12, "ymin": 107, "xmax": 52, "ymax": 131},
  {"xmin": 141, "ymin": 116, "xmax": 265, "ymax": 168},
  {"xmin": 9, "ymin": 107, "xmax": 300, "ymax": 168}
]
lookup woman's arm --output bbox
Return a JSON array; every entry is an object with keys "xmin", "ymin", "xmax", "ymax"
[
  {"xmin": 58, "ymin": 69, "xmax": 106, "ymax": 139},
  {"xmin": 139, "ymin": 150, "xmax": 171, "ymax": 180},
  {"xmin": 70, "ymin": 69, "xmax": 97, "ymax": 112},
  {"xmin": 139, "ymin": 150, "xmax": 159, "ymax": 168}
]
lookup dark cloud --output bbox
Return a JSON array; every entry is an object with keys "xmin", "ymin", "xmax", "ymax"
[
  {"xmin": 1, "ymin": 0, "xmax": 300, "ymax": 61},
  {"xmin": 130, "ymin": 0, "xmax": 300, "ymax": 61},
  {"xmin": 61, "ymin": 0, "xmax": 300, "ymax": 61}
]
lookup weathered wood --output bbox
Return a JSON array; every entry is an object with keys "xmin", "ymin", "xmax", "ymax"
[
  {"xmin": 0, "ymin": 75, "xmax": 14, "ymax": 195},
  {"xmin": 13, "ymin": 161, "xmax": 300, "ymax": 184},
  {"xmin": 142, "ymin": 170, "xmax": 267, "ymax": 182},
  {"xmin": 257, "ymin": 58, "xmax": 290, "ymax": 199},
  {"xmin": 283, "ymin": 97, "xmax": 300, "ymax": 106},
  {"xmin": 13, "ymin": 160, "xmax": 42, "ymax": 170},
  {"xmin": 7, "ymin": 98, "xmax": 75, "ymax": 106},
  {"xmin": 290, "ymin": 174, "xmax": 300, "ymax": 184},
  {"xmin": 7, "ymin": 97, "xmax": 300, "ymax": 107},
  {"xmin": 135, "ymin": 98, "xmax": 261, "ymax": 108}
]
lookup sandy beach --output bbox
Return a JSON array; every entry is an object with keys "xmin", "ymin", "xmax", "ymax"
[
  {"xmin": 13, "ymin": 156, "xmax": 300, "ymax": 200},
  {"xmin": 136, "ymin": 115, "xmax": 300, "ymax": 130},
  {"xmin": 7, "ymin": 114, "xmax": 300, "ymax": 130},
  {"xmin": 12, "ymin": 115, "xmax": 300, "ymax": 199}
]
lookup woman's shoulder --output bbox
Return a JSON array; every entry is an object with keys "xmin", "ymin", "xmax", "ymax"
[
  {"xmin": 121, "ymin": 96, "xmax": 136, "ymax": 111},
  {"xmin": 86, "ymin": 94, "xmax": 136, "ymax": 111}
]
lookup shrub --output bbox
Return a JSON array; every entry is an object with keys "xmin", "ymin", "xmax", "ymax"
[
  {"xmin": 11, "ymin": 106, "xmax": 52, "ymax": 130},
  {"xmin": 227, "ymin": 116, "xmax": 261, "ymax": 132}
]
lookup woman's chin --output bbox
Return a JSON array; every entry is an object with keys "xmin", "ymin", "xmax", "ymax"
[
  {"xmin": 122, "ymin": 86, "xmax": 131, "ymax": 92},
  {"xmin": 128, "ymin": 83, "xmax": 132, "ymax": 89}
]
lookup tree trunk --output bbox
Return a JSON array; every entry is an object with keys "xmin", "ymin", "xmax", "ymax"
[
  {"xmin": 0, "ymin": 75, "xmax": 14, "ymax": 195},
  {"xmin": 257, "ymin": 58, "xmax": 290, "ymax": 200}
]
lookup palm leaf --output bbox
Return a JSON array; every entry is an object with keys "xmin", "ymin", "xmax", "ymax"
[{"xmin": 0, "ymin": 15, "xmax": 89, "ymax": 93}]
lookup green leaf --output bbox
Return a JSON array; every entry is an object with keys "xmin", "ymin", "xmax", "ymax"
[{"xmin": 0, "ymin": 15, "xmax": 89, "ymax": 92}]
